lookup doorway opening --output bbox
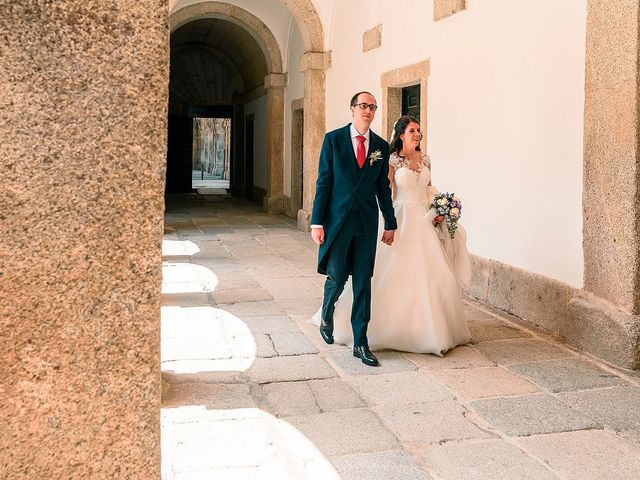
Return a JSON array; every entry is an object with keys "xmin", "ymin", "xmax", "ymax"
[
  {"xmin": 192, "ymin": 117, "xmax": 231, "ymax": 191},
  {"xmin": 402, "ymin": 84, "xmax": 421, "ymax": 122}
]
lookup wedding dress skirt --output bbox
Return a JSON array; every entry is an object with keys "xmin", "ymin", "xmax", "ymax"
[{"xmin": 313, "ymin": 154, "xmax": 471, "ymax": 355}]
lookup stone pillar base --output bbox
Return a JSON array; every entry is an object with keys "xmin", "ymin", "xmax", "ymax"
[
  {"xmin": 297, "ymin": 209, "xmax": 311, "ymax": 232},
  {"xmin": 566, "ymin": 294, "xmax": 640, "ymax": 370},
  {"xmin": 263, "ymin": 195, "xmax": 284, "ymax": 213}
]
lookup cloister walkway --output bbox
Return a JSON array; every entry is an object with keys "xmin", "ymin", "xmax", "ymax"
[{"xmin": 160, "ymin": 194, "xmax": 640, "ymax": 480}]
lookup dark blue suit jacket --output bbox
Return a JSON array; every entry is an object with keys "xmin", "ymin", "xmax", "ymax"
[{"xmin": 311, "ymin": 124, "xmax": 397, "ymax": 275}]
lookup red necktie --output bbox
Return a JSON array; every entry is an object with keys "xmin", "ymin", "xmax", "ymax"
[{"xmin": 356, "ymin": 135, "xmax": 366, "ymax": 169}]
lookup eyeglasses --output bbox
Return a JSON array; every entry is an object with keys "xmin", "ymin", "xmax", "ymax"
[{"xmin": 353, "ymin": 103, "xmax": 378, "ymax": 111}]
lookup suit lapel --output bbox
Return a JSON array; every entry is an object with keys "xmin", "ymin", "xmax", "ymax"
[{"xmin": 340, "ymin": 124, "xmax": 359, "ymax": 181}]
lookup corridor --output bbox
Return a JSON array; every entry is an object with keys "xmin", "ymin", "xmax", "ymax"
[{"xmin": 160, "ymin": 194, "xmax": 640, "ymax": 480}]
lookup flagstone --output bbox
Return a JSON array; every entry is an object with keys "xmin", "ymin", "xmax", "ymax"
[{"xmin": 470, "ymin": 394, "xmax": 600, "ymax": 436}]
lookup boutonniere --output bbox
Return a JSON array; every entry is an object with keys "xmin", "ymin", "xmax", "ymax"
[{"xmin": 369, "ymin": 150, "xmax": 382, "ymax": 166}]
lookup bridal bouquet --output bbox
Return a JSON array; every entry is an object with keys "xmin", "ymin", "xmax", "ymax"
[{"xmin": 430, "ymin": 192, "xmax": 462, "ymax": 239}]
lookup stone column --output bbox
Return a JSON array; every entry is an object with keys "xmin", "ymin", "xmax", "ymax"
[
  {"xmin": 263, "ymin": 73, "xmax": 287, "ymax": 213},
  {"xmin": 565, "ymin": 0, "xmax": 640, "ymax": 369},
  {"xmin": 298, "ymin": 51, "xmax": 330, "ymax": 231},
  {"xmin": 0, "ymin": 2, "xmax": 167, "ymax": 478}
]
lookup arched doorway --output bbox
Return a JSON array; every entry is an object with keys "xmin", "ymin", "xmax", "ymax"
[
  {"xmin": 168, "ymin": 6, "xmax": 284, "ymax": 207},
  {"xmin": 169, "ymin": 1, "xmax": 327, "ymax": 220}
]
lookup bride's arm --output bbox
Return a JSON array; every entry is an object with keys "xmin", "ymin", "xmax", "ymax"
[{"xmin": 388, "ymin": 164, "xmax": 396, "ymax": 199}]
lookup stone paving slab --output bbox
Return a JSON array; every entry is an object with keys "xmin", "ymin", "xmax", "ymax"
[
  {"xmin": 248, "ymin": 264, "xmax": 304, "ymax": 280},
  {"xmin": 161, "ymin": 292, "xmax": 213, "ymax": 307},
  {"xmin": 349, "ymin": 371, "xmax": 454, "ymax": 405},
  {"xmin": 468, "ymin": 318, "xmax": 531, "ymax": 343},
  {"xmin": 248, "ymin": 354, "xmax": 337, "ymax": 384},
  {"xmin": 473, "ymin": 338, "xmax": 575, "ymax": 365},
  {"xmin": 331, "ymin": 450, "xmax": 432, "ymax": 480},
  {"xmin": 254, "ymin": 233, "xmax": 303, "ymax": 245},
  {"xmin": 162, "ymin": 383, "xmax": 256, "ymax": 410},
  {"xmin": 557, "ymin": 386, "xmax": 640, "ymax": 431},
  {"xmin": 254, "ymin": 333, "xmax": 278, "ymax": 358},
  {"xmin": 470, "ymin": 393, "xmax": 601, "ymax": 437},
  {"xmin": 404, "ymin": 346, "xmax": 495, "ymax": 370},
  {"xmin": 464, "ymin": 302, "xmax": 500, "ymax": 321},
  {"xmin": 221, "ymin": 300, "xmax": 286, "ymax": 317},
  {"xmin": 184, "ymin": 226, "xmax": 236, "ymax": 236},
  {"xmin": 285, "ymin": 409, "xmax": 399, "ymax": 456},
  {"xmin": 326, "ymin": 349, "xmax": 418, "ymax": 376},
  {"xmin": 308, "ymin": 378, "xmax": 366, "ymax": 411},
  {"xmin": 241, "ymin": 315, "xmax": 301, "ymax": 334},
  {"xmin": 276, "ymin": 298, "xmax": 324, "ymax": 317},
  {"xmin": 261, "ymin": 381, "xmax": 321, "ymax": 417},
  {"xmin": 427, "ymin": 366, "xmax": 540, "ymax": 401},
  {"xmin": 509, "ymin": 358, "xmax": 627, "ymax": 392},
  {"xmin": 210, "ymin": 271, "xmax": 261, "ymax": 291},
  {"xmin": 265, "ymin": 277, "xmax": 322, "ymax": 301},
  {"xmin": 162, "ymin": 370, "xmax": 245, "ymax": 385},
  {"xmin": 517, "ymin": 430, "xmax": 640, "ymax": 479},
  {"xmin": 270, "ymin": 332, "xmax": 319, "ymax": 356},
  {"xmin": 419, "ymin": 438, "xmax": 557, "ymax": 480},
  {"xmin": 194, "ymin": 257, "xmax": 246, "ymax": 273},
  {"xmin": 213, "ymin": 287, "xmax": 274, "ymax": 304},
  {"xmin": 376, "ymin": 401, "xmax": 495, "ymax": 444},
  {"xmin": 618, "ymin": 428, "xmax": 640, "ymax": 449}
]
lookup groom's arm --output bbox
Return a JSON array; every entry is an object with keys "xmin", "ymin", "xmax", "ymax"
[
  {"xmin": 310, "ymin": 134, "xmax": 333, "ymax": 227},
  {"xmin": 376, "ymin": 145, "xmax": 397, "ymax": 231}
]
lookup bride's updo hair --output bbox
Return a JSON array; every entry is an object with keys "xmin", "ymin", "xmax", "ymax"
[{"xmin": 390, "ymin": 115, "xmax": 421, "ymax": 156}]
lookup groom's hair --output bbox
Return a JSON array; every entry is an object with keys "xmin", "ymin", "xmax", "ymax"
[{"xmin": 350, "ymin": 91, "xmax": 376, "ymax": 107}]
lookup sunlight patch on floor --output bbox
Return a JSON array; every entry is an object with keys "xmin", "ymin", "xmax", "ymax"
[
  {"xmin": 161, "ymin": 306, "xmax": 256, "ymax": 373},
  {"xmin": 161, "ymin": 406, "xmax": 340, "ymax": 480},
  {"xmin": 162, "ymin": 240, "xmax": 200, "ymax": 257},
  {"xmin": 162, "ymin": 262, "xmax": 218, "ymax": 293}
]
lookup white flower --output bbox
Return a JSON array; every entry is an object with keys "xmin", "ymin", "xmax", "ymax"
[
  {"xmin": 437, "ymin": 197, "xmax": 448, "ymax": 206},
  {"xmin": 450, "ymin": 207, "xmax": 460, "ymax": 216},
  {"xmin": 369, "ymin": 150, "xmax": 382, "ymax": 165}
]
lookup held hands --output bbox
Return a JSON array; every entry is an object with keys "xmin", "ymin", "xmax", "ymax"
[
  {"xmin": 381, "ymin": 230, "xmax": 395, "ymax": 246},
  {"xmin": 311, "ymin": 227, "xmax": 325, "ymax": 245},
  {"xmin": 313, "ymin": 227, "xmax": 395, "ymax": 245}
]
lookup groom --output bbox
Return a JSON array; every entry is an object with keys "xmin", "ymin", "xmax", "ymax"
[{"xmin": 310, "ymin": 91, "xmax": 397, "ymax": 366}]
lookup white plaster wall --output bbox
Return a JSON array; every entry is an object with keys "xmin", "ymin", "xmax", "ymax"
[
  {"xmin": 325, "ymin": 0, "xmax": 586, "ymax": 288},
  {"xmin": 283, "ymin": 20, "xmax": 305, "ymax": 198},
  {"xmin": 245, "ymin": 94, "xmax": 269, "ymax": 190}
]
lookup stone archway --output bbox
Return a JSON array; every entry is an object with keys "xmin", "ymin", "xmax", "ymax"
[
  {"xmin": 169, "ymin": 1, "xmax": 328, "ymax": 218},
  {"xmin": 280, "ymin": 0, "xmax": 330, "ymax": 229},
  {"xmin": 170, "ymin": 2, "xmax": 287, "ymax": 210}
]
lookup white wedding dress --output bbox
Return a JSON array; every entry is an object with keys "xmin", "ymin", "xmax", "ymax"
[{"xmin": 313, "ymin": 153, "xmax": 471, "ymax": 355}]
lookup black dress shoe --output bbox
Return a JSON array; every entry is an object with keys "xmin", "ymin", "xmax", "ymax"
[
  {"xmin": 353, "ymin": 346, "xmax": 379, "ymax": 366},
  {"xmin": 319, "ymin": 318, "xmax": 334, "ymax": 344}
]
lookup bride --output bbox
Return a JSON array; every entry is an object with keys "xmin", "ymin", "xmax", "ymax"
[{"xmin": 313, "ymin": 116, "xmax": 471, "ymax": 355}]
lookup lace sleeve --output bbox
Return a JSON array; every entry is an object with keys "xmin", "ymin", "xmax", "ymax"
[
  {"xmin": 389, "ymin": 153, "xmax": 401, "ymax": 169},
  {"xmin": 422, "ymin": 154, "xmax": 431, "ymax": 170}
]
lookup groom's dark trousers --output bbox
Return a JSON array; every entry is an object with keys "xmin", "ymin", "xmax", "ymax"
[{"xmin": 321, "ymin": 207, "xmax": 371, "ymax": 347}]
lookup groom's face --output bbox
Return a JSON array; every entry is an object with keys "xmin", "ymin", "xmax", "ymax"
[{"xmin": 351, "ymin": 93, "xmax": 377, "ymax": 127}]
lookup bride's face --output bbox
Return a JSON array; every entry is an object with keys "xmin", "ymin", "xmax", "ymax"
[{"xmin": 400, "ymin": 122, "xmax": 422, "ymax": 150}]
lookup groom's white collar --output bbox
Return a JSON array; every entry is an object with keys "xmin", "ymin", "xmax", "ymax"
[{"xmin": 350, "ymin": 123, "xmax": 370, "ymax": 141}]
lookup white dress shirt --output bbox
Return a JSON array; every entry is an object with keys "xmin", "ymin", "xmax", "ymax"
[
  {"xmin": 349, "ymin": 123, "xmax": 370, "ymax": 159},
  {"xmin": 311, "ymin": 125, "xmax": 370, "ymax": 229}
]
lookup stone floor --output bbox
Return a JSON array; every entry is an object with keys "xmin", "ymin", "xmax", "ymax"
[{"xmin": 160, "ymin": 194, "xmax": 640, "ymax": 480}]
